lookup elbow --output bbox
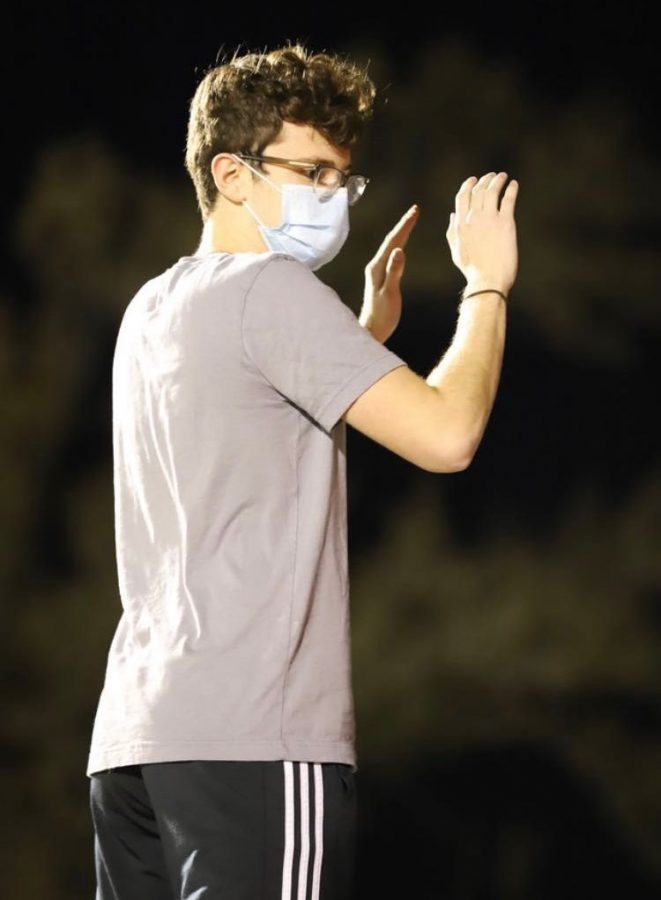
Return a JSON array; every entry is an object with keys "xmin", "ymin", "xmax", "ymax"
[
  {"xmin": 453, "ymin": 447, "xmax": 476, "ymax": 471},
  {"xmin": 426, "ymin": 394, "xmax": 488, "ymax": 473},
  {"xmin": 450, "ymin": 418, "xmax": 487, "ymax": 471},
  {"xmin": 458, "ymin": 433, "xmax": 480, "ymax": 469},
  {"xmin": 433, "ymin": 436, "xmax": 478, "ymax": 473},
  {"xmin": 448, "ymin": 446, "xmax": 475, "ymax": 472}
]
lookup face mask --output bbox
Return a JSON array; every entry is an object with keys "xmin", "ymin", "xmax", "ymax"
[{"xmin": 232, "ymin": 154, "xmax": 350, "ymax": 271}]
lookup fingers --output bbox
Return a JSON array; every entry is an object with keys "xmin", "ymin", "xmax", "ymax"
[
  {"xmin": 456, "ymin": 176, "xmax": 476, "ymax": 221},
  {"xmin": 378, "ymin": 206, "xmax": 418, "ymax": 252},
  {"xmin": 391, "ymin": 204, "xmax": 419, "ymax": 242},
  {"xmin": 499, "ymin": 178, "xmax": 519, "ymax": 215},
  {"xmin": 372, "ymin": 204, "xmax": 419, "ymax": 264},
  {"xmin": 386, "ymin": 246, "xmax": 405, "ymax": 277},
  {"xmin": 456, "ymin": 172, "xmax": 518, "ymax": 216},
  {"xmin": 470, "ymin": 172, "xmax": 497, "ymax": 212}
]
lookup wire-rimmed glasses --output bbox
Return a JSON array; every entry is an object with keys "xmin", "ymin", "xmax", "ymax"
[{"xmin": 235, "ymin": 153, "xmax": 369, "ymax": 206}]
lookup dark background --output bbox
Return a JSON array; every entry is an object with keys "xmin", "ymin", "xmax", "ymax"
[
  {"xmin": 3, "ymin": 2, "xmax": 660, "ymax": 897},
  {"xmin": 5, "ymin": 1, "xmax": 658, "ymax": 266}
]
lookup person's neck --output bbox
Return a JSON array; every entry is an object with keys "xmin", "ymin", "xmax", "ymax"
[{"xmin": 194, "ymin": 206, "xmax": 268, "ymax": 257}]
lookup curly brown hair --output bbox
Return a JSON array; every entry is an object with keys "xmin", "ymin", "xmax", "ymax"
[{"xmin": 184, "ymin": 41, "xmax": 377, "ymax": 220}]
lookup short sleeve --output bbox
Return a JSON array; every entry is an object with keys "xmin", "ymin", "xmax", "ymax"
[{"xmin": 241, "ymin": 255, "xmax": 407, "ymax": 433}]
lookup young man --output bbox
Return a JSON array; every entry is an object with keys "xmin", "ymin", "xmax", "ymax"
[{"xmin": 87, "ymin": 42, "xmax": 518, "ymax": 900}]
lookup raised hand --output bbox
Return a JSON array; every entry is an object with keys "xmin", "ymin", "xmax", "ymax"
[
  {"xmin": 446, "ymin": 172, "xmax": 519, "ymax": 296},
  {"xmin": 360, "ymin": 204, "xmax": 420, "ymax": 343}
]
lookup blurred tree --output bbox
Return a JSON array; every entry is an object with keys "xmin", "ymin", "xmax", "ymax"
[
  {"xmin": 351, "ymin": 469, "xmax": 661, "ymax": 881},
  {"xmin": 326, "ymin": 36, "xmax": 660, "ymax": 367},
  {"xmin": 1, "ymin": 137, "xmax": 198, "ymax": 896}
]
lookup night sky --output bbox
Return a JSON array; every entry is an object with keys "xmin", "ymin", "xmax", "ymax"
[{"xmin": 6, "ymin": 1, "xmax": 656, "ymax": 215}]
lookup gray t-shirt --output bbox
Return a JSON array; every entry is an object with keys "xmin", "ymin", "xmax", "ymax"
[{"xmin": 86, "ymin": 249, "xmax": 407, "ymax": 777}]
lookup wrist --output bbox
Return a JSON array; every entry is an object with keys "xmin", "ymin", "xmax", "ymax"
[
  {"xmin": 462, "ymin": 274, "xmax": 509, "ymax": 295},
  {"xmin": 459, "ymin": 283, "xmax": 509, "ymax": 305},
  {"xmin": 461, "ymin": 288, "xmax": 508, "ymax": 300},
  {"xmin": 359, "ymin": 310, "xmax": 388, "ymax": 344},
  {"xmin": 464, "ymin": 283, "xmax": 508, "ymax": 296}
]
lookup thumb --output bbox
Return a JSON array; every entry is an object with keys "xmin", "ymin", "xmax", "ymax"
[{"xmin": 386, "ymin": 247, "xmax": 405, "ymax": 279}]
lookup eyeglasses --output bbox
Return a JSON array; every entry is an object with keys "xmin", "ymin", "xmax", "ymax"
[{"xmin": 235, "ymin": 153, "xmax": 369, "ymax": 206}]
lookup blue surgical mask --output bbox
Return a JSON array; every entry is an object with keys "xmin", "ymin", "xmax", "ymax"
[{"xmin": 233, "ymin": 154, "xmax": 350, "ymax": 271}]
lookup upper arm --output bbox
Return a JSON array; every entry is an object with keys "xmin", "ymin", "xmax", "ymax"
[
  {"xmin": 242, "ymin": 255, "xmax": 415, "ymax": 434},
  {"xmin": 342, "ymin": 364, "xmax": 473, "ymax": 473}
]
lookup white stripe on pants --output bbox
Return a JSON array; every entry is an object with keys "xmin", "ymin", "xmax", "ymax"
[{"xmin": 281, "ymin": 761, "xmax": 324, "ymax": 900}]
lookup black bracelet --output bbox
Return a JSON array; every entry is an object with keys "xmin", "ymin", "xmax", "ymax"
[{"xmin": 459, "ymin": 287, "xmax": 508, "ymax": 302}]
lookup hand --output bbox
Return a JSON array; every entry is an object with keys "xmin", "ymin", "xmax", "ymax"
[
  {"xmin": 446, "ymin": 172, "xmax": 519, "ymax": 296},
  {"xmin": 361, "ymin": 204, "xmax": 420, "ymax": 343}
]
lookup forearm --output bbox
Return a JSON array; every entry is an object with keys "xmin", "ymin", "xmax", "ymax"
[{"xmin": 426, "ymin": 291, "xmax": 507, "ymax": 455}]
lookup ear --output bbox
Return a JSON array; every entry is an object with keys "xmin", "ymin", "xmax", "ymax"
[{"xmin": 210, "ymin": 153, "xmax": 248, "ymax": 204}]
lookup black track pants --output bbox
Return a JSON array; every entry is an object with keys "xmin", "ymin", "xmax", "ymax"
[{"xmin": 89, "ymin": 759, "xmax": 357, "ymax": 900}]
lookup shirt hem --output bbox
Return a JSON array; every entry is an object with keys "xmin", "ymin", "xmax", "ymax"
[{"xmin": 86, "ymin": 737, "xmax": 357, "ymax": 777}]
